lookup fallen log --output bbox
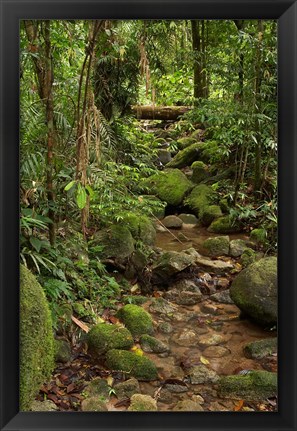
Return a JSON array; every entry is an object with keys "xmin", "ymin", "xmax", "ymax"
[{"xmin": 131, "ymin": 105, "xmax": 192, "ymax": 120}]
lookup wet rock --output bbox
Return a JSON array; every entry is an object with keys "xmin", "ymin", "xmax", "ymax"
[
  {"xmin": 243, "ymin": 338, "xmax": 277, "ymax": 360},
  {"xmin": 198, "ymin": 333, "xmax": 229, "ymax": 347},
  {"xmin": 83, "ymin": 377, "xmax": 110, "ymax": 400},
  {"xmin": 178, "ymin": 213, "xmax": 198, "ymax": 224},
  {"xmin": 196, "ymin": 256, "xmax": 233, "ymax": 275},
  {"xmin": 171, "ymin": 279, "xmax": 201, "ymax": 293},
  {"xmin": 200, "ymin": 303, "xmax": 220, "ymax": 315},
  {"xmin": 203, "ymin": 236, "xmax": 230, "ymax": 257},
  {"xmin": 210, "ymin": 290, "xmax": 234, "ymax": 304},
  {"xmin": 30, "ymin": 400, "xmax": 59, "ymax": 411},
  {"xmin": 87, "ymin": 323, "xmax": 133, "ymax": 356},
  {"xmin": 149, "ymin": 297, "xmax": 178, "ymax": 315},
  {"xmin": 165, "ymin": 288, "xmax": 202, "ymax": 305},
  {"xmin": 140, "ymin": 334, "xmax": 170, "ymax": 354},
  {"xmin": 218, "ymin": 370, "xmax": 277, "ymax": 401},
  {"xmin": 230, "ymin": 257, "xmax": 277, "ymax": 326},
  {"xmin": 174, "ymin": 329, "xmax": 198, "ymax": 347},
  {"xmin": 162, "ymin": 215, "xmax": 183, "ymax": 229},
  {"xmin": 208, "ymin": 216, "xmax": 241, "ymax": 234},
  {"xmin": 81, "ymin": 397, "xmax": 108, "ymax": 412},
  {"xmin": 128, "ymin": 394, "xmax": 157, "ymax": 411},
  {"xmin": 116, "ymin": 304, "xmax": 154, "ymax": 337},
  {"xmin": 188, "ymin": 365, "xmax": 219, "ymax": 384},
  {"xmin": 158, "ymin": 322, "xmax": 173, "ymax": 334},
  {"xmin": 114, "ymin": 378, "xmax": 140, "ymax": 400},
  {"xmin": 163, "ymin": 381, "xmax": 188, "ymax": 393},
  {"xmin": 200, "ymin": 205, "xmax": 223, "ymax": 227},
  {"xmin": 173, "ymin": 400, "xmax": 204, "ymax": 411},
  {"xmin": 161, "ymin": 366, "xmax": 185, "ymax": 381},
  {"xmin": 229, "ymin": 239, "xmax": 248, "ymax": 257},
  {"xmin": 106, "ymin": 349, "xmax": 158, "ymax": 381},
  {"xmin": 158, "ymin": 388, "xmax": 173, "ymax": 404},
  {"xmin": 203, "ymin": 346, "xmax": 231, "ymax": 358},
  {"xmin": 152, "ymin": 250, "xmax": 196, "ymax": 283},
  {"xmin": 54, "ymin": 339, "xmax": 71, "ymax": 363}
]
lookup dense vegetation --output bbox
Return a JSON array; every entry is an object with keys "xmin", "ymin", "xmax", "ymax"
[{"xmin": 20, "ymin": 19, "xmax": 277, "ymax": 412}]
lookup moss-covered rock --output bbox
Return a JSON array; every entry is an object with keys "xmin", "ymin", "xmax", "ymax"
[
  {"xmin": 219, "ymin": 198, "xmax": 230, "ymax": 214},
  {"xmin": 122, "ymin": 213, "xmax": 156, "ymax": 246},
  {"xmin": 203, "ymin": 236, "xmax": 230, "ymax": 257},
  {"xmin": 190, "ymin": 129, "xmax": 205, "ymax": 141},
  {"xmin": 162, "ymin": 215, "xmax": 183, "ymax": 229},
  {"xmin": 83, "ymin": 377, "xmax": 110, "ymax": 400},
  {"xmin": 152, "ymin": 250, "xmax": 196, "ymax": 283},
  {"xmin": 114, "ymin": 378, "xmax": 140, "ymax": 400},
  {"xmin": 185, "ymin": 184, "xmax": 216, "ymax": 219},
  {"xmin": 230, "ymin": 257, "xmax": 277, "ymax": 325},
  {"xmin": 123, "ymin": 295, "xmax": 149, "ymax": 306},
  {"xmin": 92, "ymin": 225, "xmax": 134, "ymax": 261},
  {"xmin": 243, "ymin": 337, "xmax": 277, "ymax": 359},
  {"xmin": 218, "ymin": 370, "xmax": 277, "ymax": 401},
  {"xmin": 240, "ymin": 248, "xmax": 258, "ymax": 267},
  {"xmin": 178, "ymin": 213, "xmax": 198, "ymax": 224},
  {"xmin": 140, "ymin": 334, "xmax": 170, "ymax": 353},
  {"xmin": 250, "ymin": 228, "xmax": 267, "ymax": 246},
  {"xmin": 87, "ymin": 323, "xmax": 134, "ymax": 356},
  {"xmin": 176, "ymin": 136, "xmax": 197, "ymax": 150},
  {"xmin": 191, "ymin": 161, "xmax": 210, "ymax": 184},
  {"xmin": 106, "ymin": 349, "xmax": 158, "ymax": 380},
  {"xmin": 54, "ymin": 339, "xmax": 71, "ymax": 363},
  {"xmin": 200, "ymin": 205, "xmax": 223, "ymax": 227},
  {"xmin": 81, "ymin": 397, "xmax": 108, "ymax": 411},
  {"xmin": 128, "ymin": 394, "xmax": 157, "ymax": 411},
  {"xmin": 208, "ymin": 216, "xmax": 241, "ymax": 234},
  {"xmin": 167, "ymin": 142, "xmax": 205, "ymax": 168},
  {"xmin": 229, "ymin": 239, "xmax": 248, "ymax": 257},
  {"xmin": 20, "ymin": 265, "xmax": 55, "ymax": 411},
  {"xmin": 173, "ymin": 400, "xmax": 204, "ymax": 411},
  {"xmin": 116, "ymin": 304, "xmax": 154, "ymax": 337},
  {"xmin": 145, "ymin": 169, "xmax": 193, "ymax": 206}
]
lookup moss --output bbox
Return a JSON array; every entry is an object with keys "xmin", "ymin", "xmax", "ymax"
[
  {"xmin": 92, "ymin": 225, "xmax": 134, "ymax": 260},
  {"xmin": 190, "ymin": 129, "xmax": 204, "ymax": 141},
  {"xmin": 240, "ymin": 248, "xmax": 257, "ymax": 267},
  {"xmin": 20, "ymin": 265, "xmax": 55, "ymax": 411},
  {"xmin": 114, "ymin": 378, "xmax": 140, "ymax": 400},
  {"xmin": 116, "ymin": 304, "xmax": 154, "ymax": 337},
  {"xmin": 81, "ymin": 397, "xmax": 108, "ymax": 411},
  {"xmin": 191, "ymin": 161, "xmax": 209, "ymax": 184},
  {"xmin": 243, "ymin": 338, "xmax": 277, "ymax": 360},
  {"xmin": 167, "ymin": 142, "xmax": 205, "ymax": 168},
  {"xmin": 123, "ymin": 295, "xmax": 149, "ymax": 305},
  {"xmin": 208, "ymin": 216, "xmax": 241, "ymax": 234},
  {"xmin": 122, "ymin": 213, "xmax": 156, "ymax": 245},
  {"xmin": 54, "ymin": 339, "xmax": 71, "ymax": 363},
  {"xmin": 106, "ymin": 349, "xmax": 158, "ymax": 380},
  {"xmin": 219, "ymin": 198, "xmax": 230, "ymax": 214},
  {"xmin": 140, "ymin": 334, "xmax": 169, "ymax": 353},
  {"xmin": 128, "ymin": 394, "xmax": 158, "ymax": 411},
  {"xmin": 250, "ymin": 228, "xmax": 267, "ymax": 245},
  {"xmin": 185, "ymin": 184, "xmax": 216, "ymax": 219},
  {"xmin": 203, "ymin": 236, "xmax": 230, "ymax": 257},
  {"xmin": 200, "ymin": 205, "xmax": 223, "ymax": 226},
  {"xmin": 176, "ymin": 136, "xmax": 197, "ymax": 150},
  {"xmin": 145, "ymin": 169, "xmax": 193, "ymax": 206},
  {"xmin": 83, "ymin": 377, "xmax": 110, "ymax": 399},
  {"xmin": 218, "ymin": 371, "xmax": 277, "ymax": 401},
  {"xmin": 87, "ymin": 323, "xmax": 133, "ymax": 356}
]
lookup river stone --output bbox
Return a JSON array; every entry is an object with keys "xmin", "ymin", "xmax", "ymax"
[
  {"xmin": 173, "ymin": 400, "xmax": 204, "ymax": 411},
  {"xmin": 171, "ymin": 279, "xmax": 201, "ymax": 292},
  {"xmin": 198, "ymin": 334, "xmax": 228, "ymax": 347},
  {"xmin": 114, "ymin": 378, "xmax": 140, "ymax": 400},
  {"xmin": 229, "ymin": 239, "xmax": 248, "ymax": 257},
  {"xmin": 158, "ymin": 149, "xmax": 172, "ymax": 165},
  {"xmin": 152, "ymin": 250, "xmax": 196, "ymax": 282},
  {"xmin": 203, "ymin": 346, "xmax": 231, "ymax": 358},
  {"xmin": 210, "ymin": 290, "xmax": 233, "ymax": 304},
  {"xmin": 243, "ymin": 337, "xmax": 277, "ymax": 360},
  {"xmin": 174, "ymin": 329, "xmax": 198, "ymax": 347},
  {"xmin": 189, "ymin": 365, "xmax": 219, "ymax": 384},
  {"xmin": 165, "ymin": 288, "xmax": 202, "ymax": 305},
  {"xmin": 203, "ymin": 236, "xmax": 230, "ymax": 257},
  {"xmin": 81, "ymin": 397, "xmax": 108, "ymax": 412},
  {"xmin": 167, "ymin": 142, "xmax": 205, "ymax": 169},
  {"xmin": 196, "ymin": 256, "xmax": 233, "ymax": 275},
  {"xmin": 92, "ymin": 225, "xmax": 134, "ymax": 261},
  {"xmin": 158, "ymin": 388, "xmax": 173, "ymax": 404},
  {"xmin": 128, "ymin": 394, "xmax": 157, "ymax": 411},
  {"xmin": 149, "ymin": 297, "xmax": 178, "ymax": 315},
  {"xmin": 54, "ymin": 339, "xmax": 71, "ymax": 363},
  {"xmin": 162, "ymin": 215, "xmax": 183, "ymax": 229},
  {"xmin": 30, "ymin": 400, "xmax": 59, "ymax": 411},
  {"xmin": 83, "ymin": 377, "xmax": 110, "ymax": 400},
  {"xmin": 230, "ymin": 257, "xmax": 277, "ymax": 325},
  {"xmin": 140, "ymin": 334, "xmax": 170, "ymax": 354},
  {"xmin": 218, "ymin": 370, "xmax": 277, "ymax": 401},
  {"xmin": 163, "ymin": 381, "xmax": 188, "ymax": 393},
  {"xmin": 178, "ymin": 213, "xmax": 199, "ymax": 224},
  {"xmin": 158, "ymin": 322, "xmax": 173, "ymax": 334}
]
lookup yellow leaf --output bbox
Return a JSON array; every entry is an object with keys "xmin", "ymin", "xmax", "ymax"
[
  {"xmin": 107, "ymin": 376, "xmax": 114, "ymax": 387},
  {"xmin": 130, "ymin": 284, "xmax": 140, "ymax": 293},
  {"xmin": 233, "ymin": 399, "xmax": 244, "ymax": 411},
  {"xmin": 131, "ymin": 346, "xmax": 144, "ymax": 356},
  {"xmin": 200, "ymin": 356, "xmax": 209, "ymax": 365}
]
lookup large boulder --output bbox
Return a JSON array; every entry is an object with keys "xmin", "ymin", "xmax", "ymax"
[
  {"xmin": 167, "ymin": 142, "xmax": 205, "ymax": 168},
  {"xmin": 208, "ymin": 216, "xmax": 241, "ymax": 234},
  {"xmin": 243, "ymin": 337, "xmax": 277, "ymax": 360},
  {"xmin": 122, "ymin": 213, "xmax": 156, "ymax": 245},
  {"xmin": 230, "ymin": 257, "xmax": 277, "ymax": 325},
  {"xmin": 128, "ymin": 394, "xmax": 158, "ymax": 411},
  {"xmin": 20, "ymin": 265, "xmax": 55, "ymax": 410},
  {"xmin": 151, "ymin": 250, "xmax": 196, "ymax": 283},
  {"xmin": 203, "ymin": 236, "xmax": 230, "ymax": 257},
  {"xmin": 184, "ymin": 184, "xmax": 216, "ymax": 220},
  {"xmin": 92, "ymin": 225, "xmax": 134, "ymax": 261},
  {"xmin": 116, "ymin": 304, "xmax": 154, "ymax": 337},
  {"xmin": 106, "ymin": 350, "xmax": 158, "ymax": 380},
  {"xmin": 191, "ymin": 161, "xmax": 210, "ymax": 184},
  {"xmin": 162, "ymin": 215, "xmax": 183, "ymax": 229},
  {"xmin": 87, "ymin": 323, "xmax": 134, "ymax": 356},
  {"xmin": 176, "ymin": 136, "xmax": 197, "ymax": 150},
  {"xmin": 145, "ymin": 169, "xmax": 193, "ymax": 206}
]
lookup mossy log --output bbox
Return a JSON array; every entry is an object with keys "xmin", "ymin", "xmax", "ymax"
[{"xmin": 132, "ymin": 105, "xmax": 192, "ymax": 120}]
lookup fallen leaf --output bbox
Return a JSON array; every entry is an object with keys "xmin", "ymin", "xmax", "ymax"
[
  {"xmin": 130, "ymin": 284, "xmax": 140, "ymax": 293},
  {"xmin": 71, "ymin": 315, "xmax": 89, "ymax": 333},
  {"xmin": 66, "ymin": 383, "xmax": 76, "ymax": 394},
  {"xmin": 200, "ymin": 356, "xmax": 210, "ymax": 365},
  {"xmin": 107, "ymin": 376, "xmax": 114, "ymax": 387},
  {"xmin": 109, "ymin": 316, "xmax": 120, "ymax": 325},
  {"xmin": 131, "ymin": 345, "xmax": 144, "ymax": 356},
  {"xmin": 233, "ymin": 399, "xmax": 244, "ymax": 411}
]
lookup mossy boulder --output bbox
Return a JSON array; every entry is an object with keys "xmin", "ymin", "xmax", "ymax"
[
  {"xmin": 229, "ymin": 239, "xmax": 248, "ymax": 257},
  {"xmin": 167, "ymin": 142, "xmax": 205, "ymax": 168},
  {"xmin": 83, "ymin": 377, "xmax": 110, "ymax": 400},
  {"xmin": 185, "ymin": 184, "xmax": 216, "ymax": 219},
  {"xmin": 178, "ymin": 213, "xmax": 198, "ymax": 224},
  {"xmin": 92, "ymin": 225, "xmax": 134, "ymax": 261},
  {"xmin": 20, "ymin": 265, "xmax": 55, "ymax": 411},
  {"xmin": 218, "ymin": 370, "xmax": 277, "ymax": 401},
  {"xmin": 243, "ymin": 337, "xmax": 277, "ymax": 360},
  {"xmin": 208, "ymin": 216, "xmax": 241, "ymax": 234},
  {"xmin": 191, "ymin": 161, "xmax": 210, "ymax": 184},
  {"xmin": 190, "ymin": 129, "xmax": 205, "ymax": 141},
  {"xmin": 114, "ymin": 378, "xmax": 140, "ymax": 400},
  {"xmin": 145, "ymin": 169, "xmax": 193, "ymax": 206},
  {"xmin": 173, "ymin": 400, "xmax": 204, "ymax": 411},
  {"xmin": 128, "ymin": 394, "xmax": 157, "ymax": 411},
  {"xmin": 200, "ymin": 205, "xmax": 223, "ymax": 227},
  {"xmin": 122, "ymin": 213, "xmax": 156, "ymax": 246},
  {"xmin": 230, "ymin": 257, "xmax": 277, "ymax": 325},
  {"xmin": 87, "ymin": 323, "xmax": 134, "ymax": 356},
  {"xmin": 250, "ymin": 228, "xmax": 267, "ymax": 246},
  {"xmin": 176, "ymin": 136, "xmax": 197, "ymax": 150},
  {"xmin": 219, "ymin": 198, "xmax": 230, "ymax": 214},
  {"xmin": 106, "ymin": 349, "xmax": 158, "ymax": 380},
  {"xmin": 152, "ymin": 250, "xmax": 196, "ymax": 283},
  {"xmin": 81, "ymin": 397, "xmax": 108, "ymax": 411},
  {"xmin": 116, "ymin": 304, "xmax": 154, "ymax": 337},
  {"xmin": 54, "ymin": 339, "xmax": 71, "ymax": 363},
  {"xmin": 203, "ymin": 236, "xmax": 230, "ymax": 257},
  {"xmin": 240, "ymin": 248, "xmax": 258, "ymax": 267},
  {"xmin": 162, "ymin": 215, "xmax": 183, "ymax": 229},
  {"xmin": 140, "ymin": 334, "xmax": 170, "ymax": 353}
]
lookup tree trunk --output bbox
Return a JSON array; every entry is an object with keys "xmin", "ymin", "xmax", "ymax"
[
  {"xmin": 131, "ymin": 105, "xmax": 192, "ymax": 120},
  {"xmin": 191, "ymin": 20, "xmax": 204, "ymax": 100}
]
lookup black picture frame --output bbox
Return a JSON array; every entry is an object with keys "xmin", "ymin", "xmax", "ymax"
[{"xmin": 1, "ymin": 1, "xmax": 296, "ymax": 430}]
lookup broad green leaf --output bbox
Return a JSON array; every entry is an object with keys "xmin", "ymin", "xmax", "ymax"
[
  {"xmin": 76, "ymin": 184, "xmax": 87, "ymax": 209},
  {"xmin": 29, "ymin": 236, "xmax": 43, "ymax": 253},
  {"xmin": 64, "ymin": 180, "xmax": 77, "ymax": 191}
]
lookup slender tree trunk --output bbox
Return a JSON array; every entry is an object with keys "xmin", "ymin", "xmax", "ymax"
[
  {"xmin": 191, "ymin": 20, "xmax": 204, "ymax": 100},
  {"xmin": 234, "ymin": 20, "xmax": 245, "ymax": 103}
]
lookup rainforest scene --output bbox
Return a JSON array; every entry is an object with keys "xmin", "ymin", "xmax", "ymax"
[{"xmin": 20, "ymin": 19, "xmax": 277, "ymax": 412}]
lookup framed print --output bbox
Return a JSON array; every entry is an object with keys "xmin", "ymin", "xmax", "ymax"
[{"xmin": 0, "ymin": 0, "xmax": 297, "ymax": 430}]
